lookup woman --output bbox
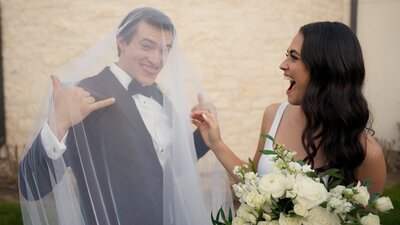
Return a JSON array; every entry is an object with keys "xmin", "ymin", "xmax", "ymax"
[{"xmin": 192, "ymin": 21, "xmax": 386, "ymax": 193}]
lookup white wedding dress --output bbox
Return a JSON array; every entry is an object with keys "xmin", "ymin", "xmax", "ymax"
[
  {"xmin": 257, "ymin": 103, "xmax": 329, "ymax": 184},
  {"xmin": 257, "ymin": 103, "xmax": 289, "ymax": 176}
]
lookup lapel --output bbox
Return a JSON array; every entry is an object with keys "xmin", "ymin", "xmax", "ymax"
[{"xmin": 93, "ymin": 68, "xmax": 156, "ymax": 151}]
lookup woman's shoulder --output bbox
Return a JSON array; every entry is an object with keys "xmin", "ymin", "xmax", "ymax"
[
  {"xmin": 362, "ymin": 132, "xmax": 384, "ymax": 159},
  {"xmin": 260, "ymin": 103, "xmax": 282, "ymax": 133},
  {"xmin": 260, "ymin": 103, "xmax": 293, "ymax": 133},
  {"xmin": 263, "ymin": 103, "xmax": 284, "ymax": 118},
  {"xmin": 356, "ymin": 132, "xmax": 387, "ymax": 193}
]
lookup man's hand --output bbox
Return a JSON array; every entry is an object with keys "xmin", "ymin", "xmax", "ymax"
[
  {"xmin": 48, "ymin": 75, "xmax": 115, "ymax": 141},
  {"xmin": 191, "ymin": 93, "xmax": 217, "ymax": 118}
]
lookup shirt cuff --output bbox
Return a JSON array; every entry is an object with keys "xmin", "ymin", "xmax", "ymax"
[{"xmin": 40, "ymin": 121, "xmax": 68, "ymax": 160}]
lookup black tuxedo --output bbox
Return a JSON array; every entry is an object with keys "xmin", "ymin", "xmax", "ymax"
[{"xmin": 19, "ymin": 67, "xmax": 209, "ymax": 224}]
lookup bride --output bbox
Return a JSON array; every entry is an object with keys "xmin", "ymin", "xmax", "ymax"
[{"xmin": 192, "ymin": 21, "xmax": 386, "ymax": 194}]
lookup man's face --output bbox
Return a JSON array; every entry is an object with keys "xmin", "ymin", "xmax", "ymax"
[{"xmin": 117, "ymin": 21, "xmax": 173, "ymax": 86}]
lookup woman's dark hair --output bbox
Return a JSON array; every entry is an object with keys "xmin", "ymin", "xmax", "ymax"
[
  {"xmin": 299, "ymin": 21, "xmax": 371, "ymax": 185},
  {"xmin": 116, "ymin": 7, "xmax": 176, "ymax": 56}
]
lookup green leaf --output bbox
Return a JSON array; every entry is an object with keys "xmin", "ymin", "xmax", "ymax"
[
  {"xmin": 346, "ymin": 182, "xmax": 355, "ymax": 188},
  {"xmin": 296, "ymin": 160, "xmax": 305, "ymax": 166},
  {"xmin": 319, "ymin": 168, "xmax": 344, "ymax": 179},
  {"xmin": 369, "ymin": 193, "xmax": 381, "ymax": 203},
  {"xmin": 362, "ymin": 179, "xmax": 371, "ymax": 189},
  {"xmin": 211, "ymin": 212, "xmax": 217, "ymax": 224},
  {"xmin": 211, "ymin": 207, "xmax": 232, "ymax": 225},
  {"xmin": 260, "ymin": 150, "xmax": 276, "ymax": 155},
  {"xmin": 248, "ymin": 158, "xmax": 257, "ymax": 173},
  {"xmin": 306, "ymin": 171, "xmax": 318, "ymax": 178},
  {"xmin": 261, "ymin": 134, "xmax": 275, "ymax": 143},
  {"xmin": 328, "ymin": 178, "xmax": 343, "ymax": 190}
]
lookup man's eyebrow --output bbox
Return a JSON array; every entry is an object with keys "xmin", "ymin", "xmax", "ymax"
[
  {"xmin": 141, "ymin": 38, "xmax": 172, "ymax": 48},
  {"xmin": 140, "ymin": 38, "xmax": 157, "ymax": 45}
]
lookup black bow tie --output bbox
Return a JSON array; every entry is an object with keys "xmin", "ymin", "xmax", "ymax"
[{"xmin": 128, "ymin": 79, "xmax": 163, "ymax": 106}]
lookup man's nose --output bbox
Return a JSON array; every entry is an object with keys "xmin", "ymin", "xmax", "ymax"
[{"xmin": 148, "ymin": 50, "xmax": 164, "ymax": 67}]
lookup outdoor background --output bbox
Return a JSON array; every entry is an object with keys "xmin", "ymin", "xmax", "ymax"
[{"xmin": 0, "ymin": 0, "xmax": 399, "ymax": 224}]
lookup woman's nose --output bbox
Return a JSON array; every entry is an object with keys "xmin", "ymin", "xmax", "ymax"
[{"xmin": 279, "ymin": 60, "xmax": 288, "ymax": 71}]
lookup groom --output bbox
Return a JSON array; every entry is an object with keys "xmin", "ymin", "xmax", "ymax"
[{"xmin": 19, "ymin": 7, "xmax": 210, "ymax": 225}]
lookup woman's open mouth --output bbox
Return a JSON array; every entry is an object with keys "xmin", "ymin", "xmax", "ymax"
[{"xmin": 284, "ymin": 75, "xmax": 296, "ymax": 91}]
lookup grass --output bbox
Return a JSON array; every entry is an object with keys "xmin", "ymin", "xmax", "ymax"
[{"xmin": 0, "ymin": 200, "xmax": 23, "ymax": 225}]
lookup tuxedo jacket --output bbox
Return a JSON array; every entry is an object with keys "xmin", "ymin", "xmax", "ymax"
[{"xmin": 19, "ymin": 67, "xmax": 209, "ymax": 225}]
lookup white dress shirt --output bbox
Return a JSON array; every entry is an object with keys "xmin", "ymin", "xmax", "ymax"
[{"xmin": 41, "ymin": 63, "xmax": 171, "ymax": 167}]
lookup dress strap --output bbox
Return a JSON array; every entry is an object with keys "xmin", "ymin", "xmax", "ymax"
[{"xmin": 268, "ymin": 103, "xmax": 288, "ymax": 138}]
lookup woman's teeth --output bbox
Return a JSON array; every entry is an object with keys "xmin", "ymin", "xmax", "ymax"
[
  {"xmin": 284, "ymin": 75, "xmax": 295, "ymax": 82},
  {"xmin": 284, "ymin": 75, "xmax": 296, "ymax": 90}
]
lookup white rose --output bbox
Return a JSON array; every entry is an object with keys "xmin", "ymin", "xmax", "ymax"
[
  {"xmin": 278, "ymin": 213, "xmax": 303, "ymax": 225},
  {"xmin": 327, "ymin": 197, "xmax": 353, "ymax": 214},
  {"xmin": 233, "ymin": 166, "xmax": 243, "ymax": 179},
  {"xmin": 305, "ymin": 206, "xmax": 340, "ymax": 225},
  {"xmin": 257, "ymin": 222, "xmax": 267, "ymax": 225},
  {"xmin": 375, "ymin": 196, "xmax": 394, "ymax": 212},
  {"xmin": 245, "ymin": 190, "xmax": 265, "ymax": 209},
  {"xmin": 245, "ymin": 171, "xmax": 257, "ymax": 180},
  {"xmin": 262, "ymin": 200, "xmax": 272, "ymax": 214},
  {"xmin": 329, "ymin": 185, "xmax": 345, "ymax": 195},
  {"xmin": 292, "ymin": 175, "xmax": 328, "ymax": 209},
  {"xmin": 258, "ymin": 172, "xmax": 287, "ymax": 198},
  {"xmin": 293, "ymin": 203, "xmax": 308, "ymax": 217},
  {"xmin": 360, "ymin": 213, "xmax": 380, "ymax": 225},
  {"xmin": 288, "ymin": 162, "xmax": 302, "ymax": 172},
  {"xmin": 301, "ymin": 164, "xmax": 313, "ymax": 173},
  {"xmin": 232, "ymin": 217, "xmax": 247, "ymax": 225},
  {"xmin": 267, "ymin": 221, "xmax": 279, "ymax": 225},
  {"xmin": 285, "ymin": 174, "xmax": 296, "ymax": 190},
  {"xmin": 343, "ymin": 188, "xmax": 353, "ymax": 196},
  {"xmin": 236, "ymin": 204, "xmax": 258, "ymax": 224},
  {"xmin": 353, "ymin": 184, "xmax": 370, "ymax": 206},
  {"xmin": 233, "ymin": 184, "xmax": 244, "ymax": 198},
  {"xmin": 262, "ymin": 213, "xmax": 272, "ymax": 221}
]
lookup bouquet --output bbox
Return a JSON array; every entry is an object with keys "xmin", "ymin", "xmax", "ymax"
[{"xmin": 212, "ymin": 134, "xmax": 394, "ymax": 225}]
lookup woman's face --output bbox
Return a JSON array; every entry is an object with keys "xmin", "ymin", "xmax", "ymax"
[{"xmin": 279, "ymin": 32, "xmax": 310, "ymax": 105}]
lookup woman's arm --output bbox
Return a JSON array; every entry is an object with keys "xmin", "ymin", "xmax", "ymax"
[
  {"xmin": 191, "ymin": 111, "xmax": 244, "ymax": 179},
  {"xmin": 191, "ymin": 103, "xmax": 280, "ymax": 180}
]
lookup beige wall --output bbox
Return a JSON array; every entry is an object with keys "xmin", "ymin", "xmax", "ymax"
[
  {"xmin": 358, "ymin": 0, "xmax": 400, "ymax": 150},
  {"xmin": 1, "ymin": 0, "xmax": 348, "ymax": 159}
]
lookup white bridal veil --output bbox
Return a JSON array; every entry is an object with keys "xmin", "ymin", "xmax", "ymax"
[{"xmin": 18, "ymin": 7, "xmax": 232, "ymax": 225}]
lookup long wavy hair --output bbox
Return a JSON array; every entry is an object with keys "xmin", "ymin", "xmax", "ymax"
[{"xmin": 299, "ymin": 22, "xmax": 371, "ymax": 185}]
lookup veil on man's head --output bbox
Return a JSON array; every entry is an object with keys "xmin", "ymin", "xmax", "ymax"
[{"xmin": 18, "ymin": 7, "xmax": 232, "ymax": 225}]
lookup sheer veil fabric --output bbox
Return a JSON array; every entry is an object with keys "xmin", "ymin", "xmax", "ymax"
[{"xmin": 19, "ymin": 7, "xmax": 232, "ymax": 225}]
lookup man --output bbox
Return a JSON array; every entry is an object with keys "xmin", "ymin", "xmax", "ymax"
[{"xmin": 19, "ymin": 7, "xmax": 215, "ymax": 225}]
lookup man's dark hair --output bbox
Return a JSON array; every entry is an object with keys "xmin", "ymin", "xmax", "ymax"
[{"xmin": 117, "ymin": 7, "xmax": 176, "ymax": 56}]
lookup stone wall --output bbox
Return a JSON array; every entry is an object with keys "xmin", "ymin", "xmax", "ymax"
[{"xmin": 1, "ymin": 0, "xmax": 348, "ymax": 160}]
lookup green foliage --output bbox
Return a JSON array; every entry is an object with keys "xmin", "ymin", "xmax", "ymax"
[
  {"xmin": 0, "ymin": 201, "xmax": 23, "ymax": 225},
  {"xmin": 211, "ymin": 207, "xmax": 232, "ymax": 225},
  {"xmin": 381, "ymin": 182, "xmax": 400, "ymax": 225}
]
